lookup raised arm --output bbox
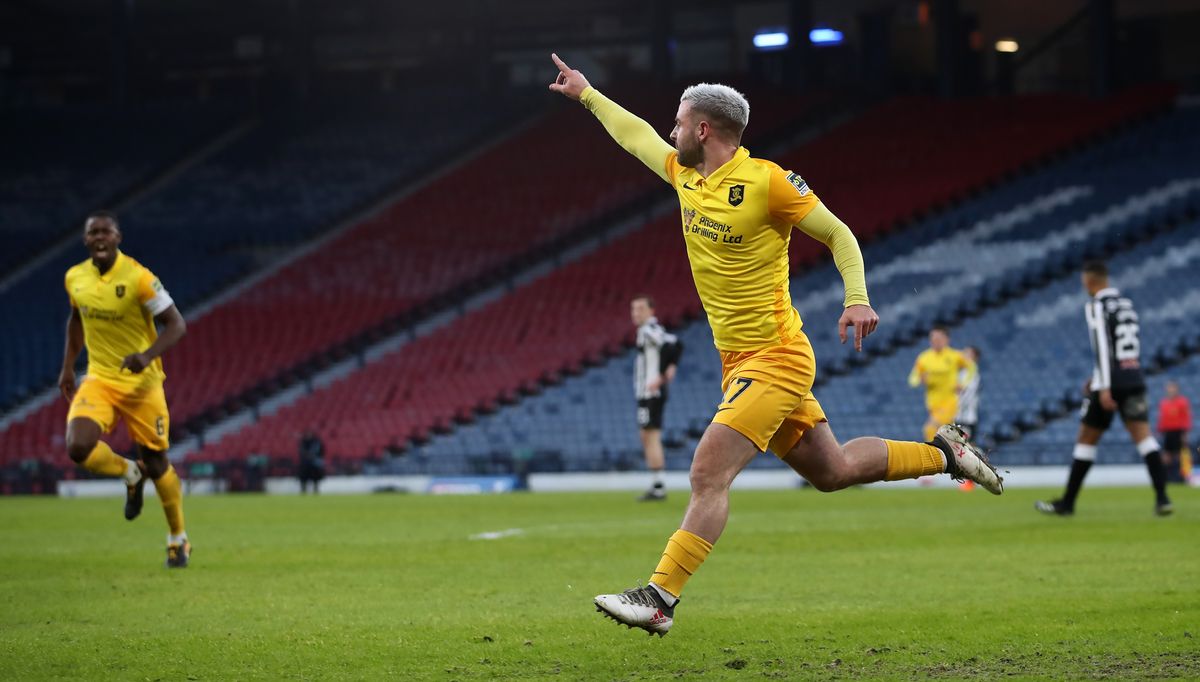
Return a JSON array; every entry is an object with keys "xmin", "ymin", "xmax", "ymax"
[{"xmin": 549, "ymin": 53, "xmax": 676, "ymax": 184}]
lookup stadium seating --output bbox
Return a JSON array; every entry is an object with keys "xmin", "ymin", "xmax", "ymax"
[
  {"xmin": 182, "ymin": 86, "xmax": 1180, "ymax": 468},
  {"xmin": 0, "ymin": 103, "xmax": 235, "ymax": 275},
  {"xmin": 0, "ymin": 91, "xmax": 531, "ymax": 410},
  {"xmin": 0, "ymin": 84, "xmax": 810, "ymax": 464},
  {"xmin": 1012, "ymin": 352, "xmax": 1200, "ymax": 466},
  {"xmin": 402, "ymin": 102, "xmax": 1200, "ymax": 471}
]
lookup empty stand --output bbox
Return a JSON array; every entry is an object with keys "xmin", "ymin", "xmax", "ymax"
[
  {"xmin": 0, "ymin": 103, "xmax": 235, "ymax": 275},
  {"xmin": 0, "ymin": 92, "xmax": 533, "ymax": 407},
  {"xmin": 183, "ymin": 87, "xmax": 1180, "ymax": 470}
]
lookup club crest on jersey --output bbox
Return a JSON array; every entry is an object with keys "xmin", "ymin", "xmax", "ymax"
[
  {"xmin": 786, "ymin": 172, "xmax": 810, "ymax": 196},
  {"xmin": 115, "ymin": 284, "xmax": 126, "ymax": 298},
  {"xmin": 682, "ymin": 207, "xmax": 697, "ymax": 227},
  {"xmin": 728, "ymin": 184, "xmax": 745, "ymax": 206}
]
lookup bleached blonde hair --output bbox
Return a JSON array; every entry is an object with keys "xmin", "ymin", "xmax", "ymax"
[{"xmin": 680, "ymin": 82, "xmax": 750, "ymax": 137}]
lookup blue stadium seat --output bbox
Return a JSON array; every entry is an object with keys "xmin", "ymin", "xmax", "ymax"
[{"xmin": 409, "ymin": 107, "xmax": 1200, "ymax": 472}]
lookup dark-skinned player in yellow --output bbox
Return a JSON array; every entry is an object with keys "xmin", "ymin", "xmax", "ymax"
[
  {"xmin": 548, "ymin": 54, "xmax": 1002, "ymax": 636},
  {"xmin": 59, "ymin": 210, "xmax": 191, "ymax": 567}
]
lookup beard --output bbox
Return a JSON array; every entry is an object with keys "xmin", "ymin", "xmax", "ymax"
[{"xmin": 676, "ymin": 138, "xmax": 703, "ymax": 168}]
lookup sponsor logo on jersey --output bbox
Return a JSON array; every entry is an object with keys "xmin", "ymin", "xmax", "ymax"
[
  {"xmin": 786, "ymin": 172, "xmax": 810, "ymax": 196},
  {"xmin": 682, "ymin": 207, "xmax": 697, "ymax": 227},
  {"xmin": 728, "ymin": 184, "xmax": 745, "ymax": 206}
]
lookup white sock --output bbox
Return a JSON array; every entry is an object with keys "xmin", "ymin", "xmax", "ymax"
[
  {"xmin": 652, "ymin": 470, "xmax": 664, "ymax": 487},
  {"xmin": 1137, "ymin": 437, "xmax": 1161, "ymax": 457},
  {"xmin": 167, "ymin": 532, "xmax": 188, "ymax": 545},
  {"xmin": 123, "ymin": 459, "xmax": 141, "ymax": 486},
  {"xmin": 649, "ymin": 581, "xmax": 678, "ymax": 606}
]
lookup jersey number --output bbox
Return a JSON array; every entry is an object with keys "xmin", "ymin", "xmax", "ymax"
[
  {"xmin": 155, "ymin": 417, "xmax": 165, "ymax": 437},
  {"xmin": 1113, "ymin": 309, "xmax": 1139, "ymax": 362},
  {"xmin": 722, "ymin": 378, "xmax": 753, "ymax": 405}
]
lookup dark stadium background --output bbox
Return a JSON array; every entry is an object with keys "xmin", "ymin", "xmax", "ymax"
[{"xmin": 3, "ymin": 0, "xmax": 1200, "ymax": 495}]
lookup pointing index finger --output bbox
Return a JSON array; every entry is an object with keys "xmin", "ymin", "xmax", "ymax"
[{"xmin": 551, "ymin": 53, "xmax": 571, "ymax": 74}]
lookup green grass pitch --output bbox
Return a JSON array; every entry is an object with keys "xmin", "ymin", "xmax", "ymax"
[{"xmin": 1, "ymin": 486, "xmax": 1197, "ymax": 680}]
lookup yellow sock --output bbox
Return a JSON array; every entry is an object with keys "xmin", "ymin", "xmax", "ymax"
[
  {"xmin": 649, "ymin": 529, "xmax": 712, "ymax": 598},
  {"xmin": 884, "ymin": 440, "xmax": 946, "ymax": 480},
  {"xmin": 153, "ymin": 466, "xmax": 186, "ymax": 536},
  {"xmin": 81, "ymin": 442, "xmax": 129, "ymax": 478}
]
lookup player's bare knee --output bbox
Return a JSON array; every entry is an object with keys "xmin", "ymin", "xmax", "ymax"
[
  {"xmin": 806, "ymin": 460, "xmax": 854, "ymax": 493},
  {"xmin": 807, "ymin": 471, "xmax": 846, "ymax": 493},
  {"xmin": 140, "ymin": 449, "xmax": 168, "ymax": 479},
  {"xmin": 807, "ymin": 476, "xmax": 838, "ymax": 493},
  {"xmin": 66, "ymin": 438, "xmax": 95, "ymax": 464},
  {"xmin": 688, "ymin": 463, "xmax": 729, "ymax": 497},
  {"xmin": 65, "ymin": 429, "xmax": 98, "ymax": 463}
]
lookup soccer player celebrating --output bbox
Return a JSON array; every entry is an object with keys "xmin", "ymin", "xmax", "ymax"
[
  {"xmin": 908, "ymin": 327, "xmax": 976, "ymax": 443},
  {"xmin": 549, "ymin": 54, "xmax": 1002, "ymax": 637},
  {"xmin": 1036, "ymin": 261, "xmax": 1172, "ymax": 517},
  {"xmin": 59, "ymin": 211, "xmax": 191, "ymax": 567},
  {"xmin": 631, "ymin": 295, "xmax": 682, "ymax": 501}
]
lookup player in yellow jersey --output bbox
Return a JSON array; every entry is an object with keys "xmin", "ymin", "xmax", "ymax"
[
  {"xmin": 59, "ymin": 211, "xmax": 191, "ymax": 568},
  {"xmin": 909, "ymin": 326, "xmax": 977, "ymax": 442},
  {"xmin": 549, "ymin": 54, "xmax": 1002, "ymax": 636}
]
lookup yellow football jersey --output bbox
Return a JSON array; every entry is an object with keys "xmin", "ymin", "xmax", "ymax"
[
  {"xmin": 64, "ymin": 251, "xmax": 174, "ymax": 388},
  {"xmin": 581, "ymin": 87, "xmax": 869, "ymax": 351},
  {"xmin": 910, "ymin": 348, "xmax": 974, "ymax": 404}
]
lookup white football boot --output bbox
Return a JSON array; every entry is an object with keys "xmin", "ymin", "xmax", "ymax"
[
  {"xmin": 594, "ymin": 585, "xmax": 674, "ymax": 637},
  {"xmin": 936, "ymin": 424, "xmax": 1004, "ymax": 495}
]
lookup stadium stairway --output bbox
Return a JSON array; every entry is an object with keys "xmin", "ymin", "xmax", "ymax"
[{"xmin": 182, "ymin": 86, "xmax": 1179, "ymax": 474}]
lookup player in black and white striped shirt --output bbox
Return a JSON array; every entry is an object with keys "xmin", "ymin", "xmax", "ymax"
[
  {"xmin": 1037, "ymin": 261, "xmax": 1172, "ymax": 516},
  {"xmin": 632, "ymin": 295, "xmax": 682, "ymax": 501},
  {"xmin": 955, "ymin": 346, "xmax": 981, "ymax": 440}
]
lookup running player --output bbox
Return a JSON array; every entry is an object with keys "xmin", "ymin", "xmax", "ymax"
[
  {"xmin": 59, "ymin": 211, "xmax": 191, "ymax": 567},
  {"xmin": 1036, "ymin": 261, "xmax": 1172, "ymax": 517},
  {"xmin": 548, "ymin": 54, "xmax": 1002, "ymax": 637},
  {"xmin": 908, "ymin": 327, "xmax": 976, "ymax": 442},
  {"xmin": 631, "ymin": 295, "xmax": 682, "ymax": 501}
]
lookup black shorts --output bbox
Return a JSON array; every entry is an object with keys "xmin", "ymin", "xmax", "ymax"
[
  {"xmin": 1161, "ymin": 430, "xmax": 1187, "ymax": 453},
  {"xmin": 637, "ymin": 396, "xmax": 666, "ymax": 430},
  {"xmin": 1079, "ymin": 388, "xmax": 1149, "ymax": 430}
]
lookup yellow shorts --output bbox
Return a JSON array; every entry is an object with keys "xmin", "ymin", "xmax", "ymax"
[
  {"xmin": 67, "ymin": 377, "xmax": 170, "ymax": 451},
  {"xmin": 713, "ymin": 331, "xmax": 827, "ymax": 457},
  {"xmin": 926, "ymin": 396, "xmax": 959, "ymax": 426}
]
